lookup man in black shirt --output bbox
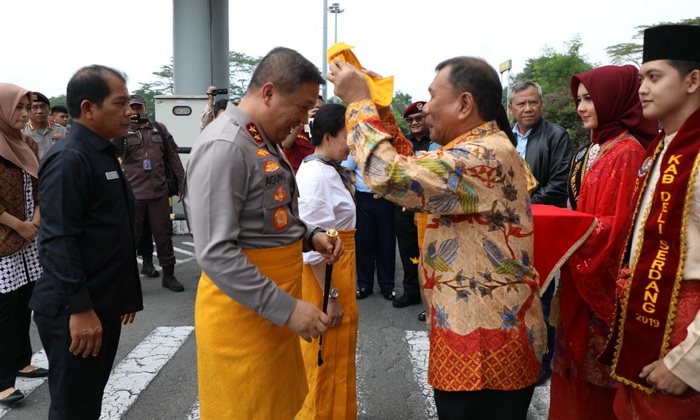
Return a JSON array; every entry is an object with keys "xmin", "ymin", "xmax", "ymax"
[
  {"xmin": 393, "ymin": 102, "xmax": 430, "ymax": 318},
  {"xmin": 29, "ymin": 65, "xmax": 143, "ymax": 420}
]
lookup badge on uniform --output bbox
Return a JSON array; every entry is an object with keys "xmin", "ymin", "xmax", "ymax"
[
  {"xmin": 273, "ymin": 207, "xmax": 289, "ymax": 229},
  {"xmin": 143, "ymin": 159, "xmax": 152, "ymax": 171},
  {"xmin": 274, "ymin": 186, "xmax": 287, "ymax": 202},
  {"xmin": 256, "ymin": 148, "xmax": 271, "ymax": 157},
  {"xmin": 638, "ymin": 156, "xmax": 654, "ymax": 178},
  {"xmin": 264, "ymin": 159, "xmax": 281, "ymax": 173}
]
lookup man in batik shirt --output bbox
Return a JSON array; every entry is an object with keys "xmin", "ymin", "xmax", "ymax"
[{"xmin": 328, "ymin": 57, "xmax": 546, "ymax": 419}]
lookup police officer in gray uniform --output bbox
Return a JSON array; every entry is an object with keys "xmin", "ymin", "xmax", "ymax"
[{"xmin": 23, "ymin": 92, "xmax": 68, "ymax": 159}]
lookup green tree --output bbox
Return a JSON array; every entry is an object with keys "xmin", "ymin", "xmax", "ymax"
[
  {"xmin": 227, "ymin": 51, "xmax": 261, "ymax": 101},
  {"xmin": 606, "ymin": 17, "xmax": 700, "ymax": 66},
  {"xmin": 146, "ymin": 53, "xmax": 261, "ymax": 102},
  {"xmin": 512, "ymin": 35, "xmax": 594, "ymax": 151},
  {"xmin": 391, "ymin": 91, "xmax": 413, "ymax": 136}
]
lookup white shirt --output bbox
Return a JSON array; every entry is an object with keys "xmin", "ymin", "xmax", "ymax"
[{"xmin": 297, "ymin": 159, "xmax": 356, "ymax": 265}]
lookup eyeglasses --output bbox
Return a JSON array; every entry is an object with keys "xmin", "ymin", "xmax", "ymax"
[{"xmin": 405, "ymin": 115, "xmax": 425, "ymax": 123}]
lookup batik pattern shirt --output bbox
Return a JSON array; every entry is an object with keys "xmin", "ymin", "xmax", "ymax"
[{"xmin": 346, "ymin": 100, "xmax": 546, "ymax": 391}]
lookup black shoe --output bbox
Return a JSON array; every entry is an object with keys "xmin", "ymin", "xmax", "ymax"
[
  {"xmin": 380, "ymin": 289, "xmax": 396, "ymax": 301},
  {"xmin": 0, "ymin": 389, "xmax": 25, "ymax": 406},
  {"xmin": 393, "ymin": 294, "xmax": 421, "ymax": 308},
  {"xmin": 418, "ymin": 310, "xmax": 426, "ymax": 322},
  {"xmin": 535, "ymin": 365, "xmax": 552, "ymax": 386},
  {"xmin": 17, "ymin": 366, "xmax": 48, "ymax": 378},
  {"xmin": 140, "ymin": 254, "xmax": 159, "ymax": 278},
  {"xmin": 356, "ymin": 288, "xmax": 373, "ymax": 299}
]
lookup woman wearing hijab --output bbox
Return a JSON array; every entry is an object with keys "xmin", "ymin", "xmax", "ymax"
[
  {"xmin": 548, "ymin": 65, "xmax": 658, "ymax": 419},
  {"xmin": 296, "ymin": 103, "xmax": 358, "ymax": 420},
  {"xmin": 0, "ymin": 83, "xmax": 46, "ymax": 406}
]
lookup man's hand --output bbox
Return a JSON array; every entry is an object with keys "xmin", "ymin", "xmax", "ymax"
[
  {"xmin": 206, "ymin": 86, "xmax": 217, "ymax": 106},
  {"xmin": 311, "ymin": 233, "xmax": 344, "ymax": 264},
  {"xmin": 120, "ymin": 312, "xmax": 137, "ymax": 325},
  {"xmin": 285, "ymin": 299, "xmax": 329, "ymax": 342},
  {"xmin": 326, "ymin": 298, "xmax": 344, "ymax": 329},
  {"xmin": 327, "ymin": 59, "xmax": 372, "ymax": 105},
  {"xmin": 69, "ymin": 309, "xmax": 103, "ymax": 358},
  {"xmin": 640, "ymin": 360, "xmax": 690, "ymax": 396}
]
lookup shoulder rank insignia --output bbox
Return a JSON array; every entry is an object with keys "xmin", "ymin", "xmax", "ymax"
[
  {"xmin": 273, "ymin": 207, "xmax": 289, "ymax": 229},
  {"xmin": 246, "ymin": 121, "xmax": 265, "ymax": 146},
  {"xmin": 264, "ymin": 159, "xmax": 281, "ymax": 173},
  {"xmin": 256, "ymin": 148, "xmax": 271, "ymax": 157}
]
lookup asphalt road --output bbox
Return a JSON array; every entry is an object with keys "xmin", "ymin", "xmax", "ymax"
[{"xmin": 1, "ymin": 235, "xmax": 550, "ymax": 420}]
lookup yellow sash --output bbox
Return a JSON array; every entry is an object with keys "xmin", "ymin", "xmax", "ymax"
[
  {"xmin": 297, "ymin": 229, "xmax": 358, "ymax": 420},
  {"xmin": 195, "ymin": 240, "xmax": 307, "ymax": 420}
]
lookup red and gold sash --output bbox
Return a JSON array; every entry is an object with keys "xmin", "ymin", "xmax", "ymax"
[{"xmin": 606, "ymin": 108, "xmax": 700, "ymax": 393}]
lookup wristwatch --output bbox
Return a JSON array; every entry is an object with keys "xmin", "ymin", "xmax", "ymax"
[{"xmin": 329, "ymin": 287, "xmax": 339, "ymax": 299}]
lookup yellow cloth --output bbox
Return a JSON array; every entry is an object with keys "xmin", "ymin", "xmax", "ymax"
[
  {"xmin": 297, "ymin": 229, "xmax": 358, "ymax": 420},
  {"xmin": 195, "ymin": 241, "xmax": 307, "ymax": 420},
  {"xmin": 327, "ymin": 43, "xmax": 394, "ymax": 107}
]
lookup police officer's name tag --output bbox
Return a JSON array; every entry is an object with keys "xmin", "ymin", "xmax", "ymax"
[{"xmin": 105, "ymin": 171, "xmax": 119, "ymax": 180}]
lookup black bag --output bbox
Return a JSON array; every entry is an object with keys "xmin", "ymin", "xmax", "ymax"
[{"xmin": 152, "ymin": 122, "xmax": 180, "ymax": 197}]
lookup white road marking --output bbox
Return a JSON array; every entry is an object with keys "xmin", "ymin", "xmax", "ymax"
[
  {"xmin": 0, "ymin": 350, "xmax": 49, "ymax": 418},
  {"xmin": 405, "ymin": 330, "xmax": 437, "ymax": 419},
  {"xmin": 186, "ymin": 398, "xmax": 200, "ymax": 420},
  {"xmin": 182, "ymin": 241, "xmax": 195, "ymax": 247},
  {"xmin": 99, "ymin": 326, "xmax": 194, "ymax": 420},
  {"xmin": 355, "ymin": 334, "xmax": 367, "ymax": 416},
  {"xmin": 173, "ymin": 246, "xmax": 195, "ymax": 256}
]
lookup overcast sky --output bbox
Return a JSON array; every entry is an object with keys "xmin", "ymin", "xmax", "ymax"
[{"xmin": 0, "ymin": 0, "xmax": 696, "ymax": 102}]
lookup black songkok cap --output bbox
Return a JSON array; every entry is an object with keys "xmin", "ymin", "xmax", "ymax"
[
  {"xmin": 32, "ymin": 92, "xmax": 50, "ymax": 106},
  {"xmin": 643, "ymin": 25, "xmax": 700, "ymax": 63}
]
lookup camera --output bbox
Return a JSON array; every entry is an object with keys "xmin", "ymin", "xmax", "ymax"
[
  {"xmin": 131, "ymin": 113, "xmax": 149, "ymax": 124},
  {"xmin": 209, "ymin": 88, "xmax": 228, "ymax": 96}
]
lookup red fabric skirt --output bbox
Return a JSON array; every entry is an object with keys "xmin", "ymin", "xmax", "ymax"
[
  {"xmin": 614, "ymin": 383, "xmax": 700, "ymax": 420},
  {"xmin": 549, "ymin": 371, "xmax": 617, "ymax": 420}
]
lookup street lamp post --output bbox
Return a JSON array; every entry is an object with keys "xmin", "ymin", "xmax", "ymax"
[
  {"xmin": 329, "ymin": 2, "xmax": 344, "ymax": 44},
  {"xmin": 321, "ymin": 0, "xmax": 329, "ymax": 101}
]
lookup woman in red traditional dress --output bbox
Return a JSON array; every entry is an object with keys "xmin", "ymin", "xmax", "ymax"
[{"xmin": 548, "ymin": 65, "xmax": 658, "ymax": 419}]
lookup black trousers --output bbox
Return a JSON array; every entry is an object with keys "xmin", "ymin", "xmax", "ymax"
[
  {"xmin": 136, "ymin": 208, "xmax": 154, "ymax": 256},
  {"xmin": 34, "ymin": 312, "xmax": 122, "ymax": 420},
  {"xmin": 434, "ymin": 385, "xmax": 535, "ymax": 420},
  {"xmin": 355, "ymin": 192, "xmax": 396, "ymax": 290},
  {"xmin": 134, "ymin": 196, "xmax": 175, "ymax": 267},
  {"xmin": 0, "ymin": 281, "xmax": 34, "ymax": 390},
  {"xmin": 395, "ymin": 206, "xmax": 421, "ymax": 298}
]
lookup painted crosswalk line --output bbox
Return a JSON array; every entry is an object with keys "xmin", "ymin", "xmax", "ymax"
[
  {"xmin": 405, "ymin": 330, "xmax": 437, "ymax": 419},
  {"xmin": 186, "ymin": 399, "xmax": 200, "ymax": 420},
  {"xmin": 99, "ymin": 326, "xmax": 194, "ymax": 419}
]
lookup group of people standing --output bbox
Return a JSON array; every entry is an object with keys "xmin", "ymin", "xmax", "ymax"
[
  {"xmin": 0, "ymin": 64, "xmax": 186, "ymax": 417},
  {"xmin": 188, "ymin": 24, "xmax": 700, "ymax": 420},
  {"xmin": 1, "ymin": 22, "xmax": 699, "ymax": 420}
]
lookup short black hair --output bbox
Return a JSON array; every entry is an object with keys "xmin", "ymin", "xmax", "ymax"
[
  {"xmin": 214, "ymin": 99, "xmax": 229, "ymax": 114},
  {"xmin": 66, "ymin": 65, "xmax": 126, "ymax": 118},
  {"xmin": 51, "ymin": 105, "xmax": 68, "ymax": 115},
  {"xmin": 310, "ymin": 103, "xmax": 346, "ymax": 146},
  {"xmin": 247, "ymin": 47, "xmax": 325, "ymax": 95},
  {"xmin": 668, "ymin": 60, "xmax": 700, "ymax": 78},
  {"xmin": 435, "ymin": 57, "xmax": 502, "ymax": 122}
]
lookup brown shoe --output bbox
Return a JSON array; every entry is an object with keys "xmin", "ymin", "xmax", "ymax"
[{"xmin": 162, "ymin": 265, "xmax": 184, "ymax": 292}]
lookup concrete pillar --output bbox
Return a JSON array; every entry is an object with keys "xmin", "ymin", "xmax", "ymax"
[{"xmin": 172, "ymin": 0, "xmax": 229, "ymax": 95}]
